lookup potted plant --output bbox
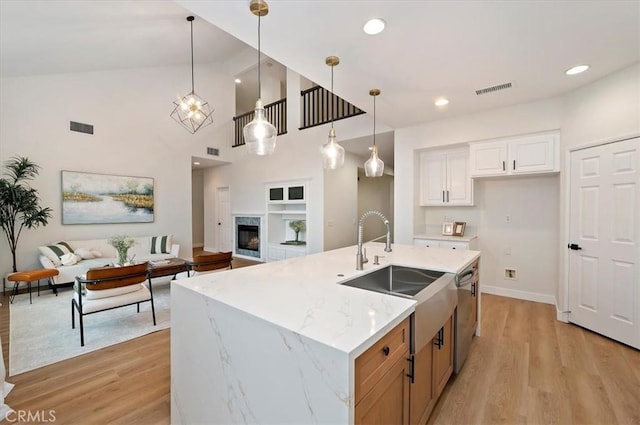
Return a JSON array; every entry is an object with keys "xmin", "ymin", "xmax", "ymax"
[
  {"xmin": 108, "ymin": 235, "xmax": 136, "ymax": 266},
  {"xmin": 289, "ymin": 220, "xmax": 306, "ymax": 244},
  {"xmin": 0, "ymin": 156, "xmax": 52, "ymax": 273}
]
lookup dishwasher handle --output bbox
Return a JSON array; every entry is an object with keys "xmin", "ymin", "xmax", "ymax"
[{"xmin": 455, "ymin": 270, "xmax": 474, "ymax": 287}]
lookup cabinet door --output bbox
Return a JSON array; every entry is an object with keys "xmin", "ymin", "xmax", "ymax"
[
  {"xmin": 446, "ymin": 150, "xmax": 473, "ymax": 205},
  {"xmin": 409, "ymin": 344, "xmax": 434, "ymax": 425},
  {"xmin": 469, "ymin": 141, "xmax": 508, "ymax": 177},
  {"xmin": 355, "ymin": 353, "xmax": 411, "ymax": 425},
  {"xmin": 432, "ymin": 315, "xmax": 453, "ymax": 398},
  {"xmin": 510, "ymin": 133, "xmax": 558, "ymax": 174},
  {"xmin": 419, "ymin": 152, "xmax": 447, "ymax": 206}
]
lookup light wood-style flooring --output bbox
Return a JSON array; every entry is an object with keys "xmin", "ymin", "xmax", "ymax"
[{"xmin": 2, "ymin": 272, "xmax": 638, "ymax": 424}]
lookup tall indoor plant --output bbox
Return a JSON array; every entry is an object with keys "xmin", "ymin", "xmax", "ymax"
[{"xmin": 0, "ymin": 156, "xmax": 52, "ymax": 272}]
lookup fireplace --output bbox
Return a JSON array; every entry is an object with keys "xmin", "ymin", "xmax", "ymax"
[{"xmin": 235, "ymin": 216, "xmax": 261, "ymax": 259}]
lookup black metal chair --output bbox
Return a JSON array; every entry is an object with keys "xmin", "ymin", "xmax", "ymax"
[{"xmin": 72, "ymin": 262, "xmax": 155, "ymax": 346}]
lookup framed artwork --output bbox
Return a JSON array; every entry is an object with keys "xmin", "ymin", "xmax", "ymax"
[
  {"xmin": 442, "ymin": 222, "xmax": 454, "ymax": 236},
  {"xmin": 61, "ymin": 171, "xmax": 154, "ymax": 224},
  {"xmin": 453, "ymin": 221, "xmax": 467, "ymax": 236}
]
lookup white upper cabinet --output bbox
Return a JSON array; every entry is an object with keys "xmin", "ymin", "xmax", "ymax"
[
  {"xmin": 469, "ymin": 131, "xmax": 560, "ymax": 177},
  {"xmin": 419, "ymin": 148, "xmax": 473, "ymax": 206}
]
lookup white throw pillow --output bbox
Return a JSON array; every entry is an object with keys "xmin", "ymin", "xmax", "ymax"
[
  {"xmin": 38, "ymin": 243, "xmax": 72, "ymax": 266},
  {"xmin": 90, "ymin": 249, "xmax": 103, "ymax": 258},
  {"xmin": 74, "ymin": 248, "xmax": 95, "ymax": 260},
  {"xmin": 60, "ymin": 252, "xmax": 82, "ymax": 266},
  {"xmin": 85, "ymin": 283, "xmax": 144, "ymax": 300}
]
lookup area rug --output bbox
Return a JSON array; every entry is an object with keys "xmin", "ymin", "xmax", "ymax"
[{"xmin": 9, "ymin": 279, "xmax": 171, "ymax": 376}]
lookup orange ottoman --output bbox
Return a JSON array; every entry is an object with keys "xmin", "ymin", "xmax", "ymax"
[{"xmin": 6, "ymin": 268, "xmax": 59, "ymax": 304}]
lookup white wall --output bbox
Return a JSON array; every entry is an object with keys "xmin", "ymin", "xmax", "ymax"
[
  {"xmin": 0, "ymin": 63, "xmax": 235, "ymax": 277},
  {"xmin": 358, "ymin": 170, "xmax": 394, "ymax": 242},
  {"xmin": 395, "ymin": 98, "xmax": 562, "ymax": 301},
  {"xmin": 191, "ymin": 169, "xmax": 204, "ymax": 247},
  {"xmin": 395, "ymin": 61, "xmax": 640, "ymax": 306},
  {"xmin": 556, "ymin": 63, "xmax": 640, "ymax": 311},
  {"xmin": 323, "ymin": 152, "xmax": 360, "ymax": 251}
]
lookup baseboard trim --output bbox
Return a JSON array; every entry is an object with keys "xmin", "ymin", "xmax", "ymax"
[
  {"xmin": 193, "ymin": 243, "xmax": 204, "ymax": 248},
  {"xmin": 556, "ymin": 307, "xmax": 570, "ymax": 323},
  {"xmin": 481, "ymin": 285, "xmax": 556, "ymax": 305}
]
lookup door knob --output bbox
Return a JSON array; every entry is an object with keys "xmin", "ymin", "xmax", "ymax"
[{"xmin": 567, "ymin": 243, "xmax": 582, "ymax": 250}]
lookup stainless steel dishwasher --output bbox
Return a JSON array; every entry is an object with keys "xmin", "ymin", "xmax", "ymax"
[{"xmin": 454, "ymin": 260, "xmax": 478, "ymax": 374}]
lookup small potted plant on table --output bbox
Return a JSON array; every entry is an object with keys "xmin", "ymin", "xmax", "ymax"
[{"xmin": 108, "ymin": 235, "xmax": 136, "ymax": 266}]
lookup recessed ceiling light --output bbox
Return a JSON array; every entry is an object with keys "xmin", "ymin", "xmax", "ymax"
[
  {"xmin": 234, "ymin": 78, "xmax": 241, "ymax": 84},
  {"xmin": 435, "ymin": 98, "xmax": 449, "ymax": 106},
  {"xmin": 565, "ymin": 64, "xmax": 590, "ymax": 75},
  {"xmin": 193, "ymin": 161, "xmax": 200, "ymax": 165},
  {"xmin": 363, "ymin": 18, "xmax": 386, "ymax": 35}
]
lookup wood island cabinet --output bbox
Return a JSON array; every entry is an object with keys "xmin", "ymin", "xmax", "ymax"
[
  {"xmin": 355, "ymin": 318, "xmax": 410, "ymax": 425},
  {"xmin": 432, "ymin": 315, "xmax": 454, "ymax": 398}
]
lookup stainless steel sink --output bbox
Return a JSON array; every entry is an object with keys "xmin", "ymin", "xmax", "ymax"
[
  {"xmin": 341, "ymin": 266, "xmax": 445, "ymax": 298},
  {"xmin": 341, "ymin": 265, "xmax": 457, "ymax": 357}
]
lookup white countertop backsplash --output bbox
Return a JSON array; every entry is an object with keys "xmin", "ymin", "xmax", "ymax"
[{"xmin": 174, "ymin": 243, "xmax": 479, "ymax": 358}]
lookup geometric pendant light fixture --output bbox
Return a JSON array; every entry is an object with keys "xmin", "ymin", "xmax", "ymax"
[
  {"xmin": 243, "ymin": 0, "xmax": 277, "ymax": 155},
  {"xmin": 170, "ymin": 16, "xmax": 214, "ymax": 134},
  {"xmin": 364, "ymin": 89, "xmax": 384, "ymax": 177},
  {"xmin": 320, "ymin": 56, "xmax": 345, "ymax": 169}
]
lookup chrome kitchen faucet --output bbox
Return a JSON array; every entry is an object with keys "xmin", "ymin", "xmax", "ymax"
[{"xmin": 356, "ymin": 210, "xmax": 392, "ymax": 270}]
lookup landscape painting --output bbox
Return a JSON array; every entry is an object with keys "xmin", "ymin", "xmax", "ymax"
[{"xmin": 62, "ymin": 171, "xmax": 154, "ymax": 224}]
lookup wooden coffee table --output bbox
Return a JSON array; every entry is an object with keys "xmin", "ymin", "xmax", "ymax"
[{"xmin": 148, "ymin": 258, "xmax": 188, "ymax": 279}]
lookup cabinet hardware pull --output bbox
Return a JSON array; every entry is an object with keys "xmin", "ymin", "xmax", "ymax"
[
  {"xmin": 406, "ymin": 356, "xmax": 415, "ymax": 383},
  {"xmin": 471, "ymin": 282, "xmax": 476, "ymax": 296},
  {"xmin": 502, "ymin": 161, "xmax": 505, "ymax": 171},
  {"xmin": 442, "ymin": 191, "xmax": 445, "ymax": 202},
  {"xmin": 382, "ymin": 346, "xmax": 390, "ymax": 356},
  {"xmin": 446, "ymin": 190, "xmax": 450, "ymax": 202},
  {"xmin": 513, "ymin": 160, "xmax": 516, "ymax": 170}
]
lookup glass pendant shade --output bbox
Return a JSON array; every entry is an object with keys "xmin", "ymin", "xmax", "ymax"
[
  {"xmin": 365, "ymin": 145, "xmax": 384, "ymax": 177},
  {"xmin": 243, "ymin": 99, "xmax": 277, "ymax": 155},
  {"xmin": 170, "ymin": 16, "xmax": 213, "ymax": 134},
  {"xmin": 244, "ymin": 0, "xmax": 277, "ymax": 155},
  {"xmin": 321, "ymin": 128, "xmax": 345, "ymax": 169}
]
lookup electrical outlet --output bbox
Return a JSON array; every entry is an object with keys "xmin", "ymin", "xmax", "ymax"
[
  {"xmin": 505, "ymin": 268, "xmax": 517, "ymax": 280},
  {"xmin": 505, "ymin": 214, "xmax": 512, "ymax": 223}
]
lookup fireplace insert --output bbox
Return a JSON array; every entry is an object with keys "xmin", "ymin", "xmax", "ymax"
[{"xmin": 237, "ymin": 224, "xmax": 259, "ymax": 252}]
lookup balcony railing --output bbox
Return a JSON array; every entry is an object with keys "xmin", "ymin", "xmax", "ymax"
[
  {"xmin": 232, "ymin": 86, "xmax": 364, "ymax": 147},
  {"xmin": 233, "ymin": 98, "xmax": 287, "ymax": 148},
  {"xmin": 299, "ymin": 85, "xmax": 365, "ymax": 130}
]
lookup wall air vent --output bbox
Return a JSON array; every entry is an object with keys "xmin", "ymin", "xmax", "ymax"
[
  {"xmin": 207, "ymin": 147, "xmax": 219, "ymax": 156},
  {"xmin": 475, "ymin": 82, "xmax": 512, "ymax": 96},
  {"xmin": 70, "ymin": 121, "xmax": 94, "ymax": 134}
]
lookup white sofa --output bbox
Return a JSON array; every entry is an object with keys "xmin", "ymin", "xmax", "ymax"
[{"xmin": 38, "ymin": 235, "xmax": 179, "ymax": 286}]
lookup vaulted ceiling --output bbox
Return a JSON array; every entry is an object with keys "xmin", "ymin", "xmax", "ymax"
[{"xmin": 2, "ymin": 0, "xmax": 638, "ymax": 164}]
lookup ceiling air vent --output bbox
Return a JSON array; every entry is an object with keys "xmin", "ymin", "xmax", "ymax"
[
  {"xmin": 475, "ymin": 82, "xmax": 512, "ymax": 96},
  {"xmin": 70, "ymin": 121, "xmax": 94, "ymax": 134},
  {"xmin": 207, "ymin": 147, "xmax": 219, "ymax": 156}
]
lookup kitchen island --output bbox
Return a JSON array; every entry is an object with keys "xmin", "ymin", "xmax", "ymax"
[{"xmin": 171, "ymin": 243, "xmax": 480, "ymax": 424}]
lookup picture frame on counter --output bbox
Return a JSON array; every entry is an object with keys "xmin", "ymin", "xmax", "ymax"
[
  {"xmin": 453, "ymin": 221, "xmax": 467, "ymax": 236},
  {"xmin": 442, "ymin": 222, "xmax": 454, "ymax": 236}
]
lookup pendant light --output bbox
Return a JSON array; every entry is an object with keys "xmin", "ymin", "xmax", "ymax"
[
  {"xmin": 170, "ymin": 16, "xmax": 214, "ymax": 134},
  {"xmin": 243, "ymin": 0, "xmax": 277, "ymax": 155},
  {"xmin": 320, "ymin": 56, "xmax": 345, "ymax": 169},
  {"xmin": 364, "ymin": 89, "xmax": 384, "ymax": 177}
]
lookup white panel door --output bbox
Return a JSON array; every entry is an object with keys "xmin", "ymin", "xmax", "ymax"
[
  {"xmin": 216, "ymin": 187, "xmax": 232, "ymax": 252},
  {"xmin": 568, "ymin": 137, "xmax": 640, "ymax": 349}
]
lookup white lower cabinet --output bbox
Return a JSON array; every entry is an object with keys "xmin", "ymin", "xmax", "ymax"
[
  {"xmin": 413, "ymin": 237, "xmax": 476, "ymax": 250},
  {"xmin": 267, "ymin": 243, "xmax": 306, "ymax": 262}
]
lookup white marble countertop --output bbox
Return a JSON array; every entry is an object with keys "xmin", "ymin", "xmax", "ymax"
[
  {"xmin": 174, "ymin": 243, "xmax": 480, "ymax": 358},
  {"xmin": 414, "ymin": 234, "xmax": 478, "ymax": 242}
]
